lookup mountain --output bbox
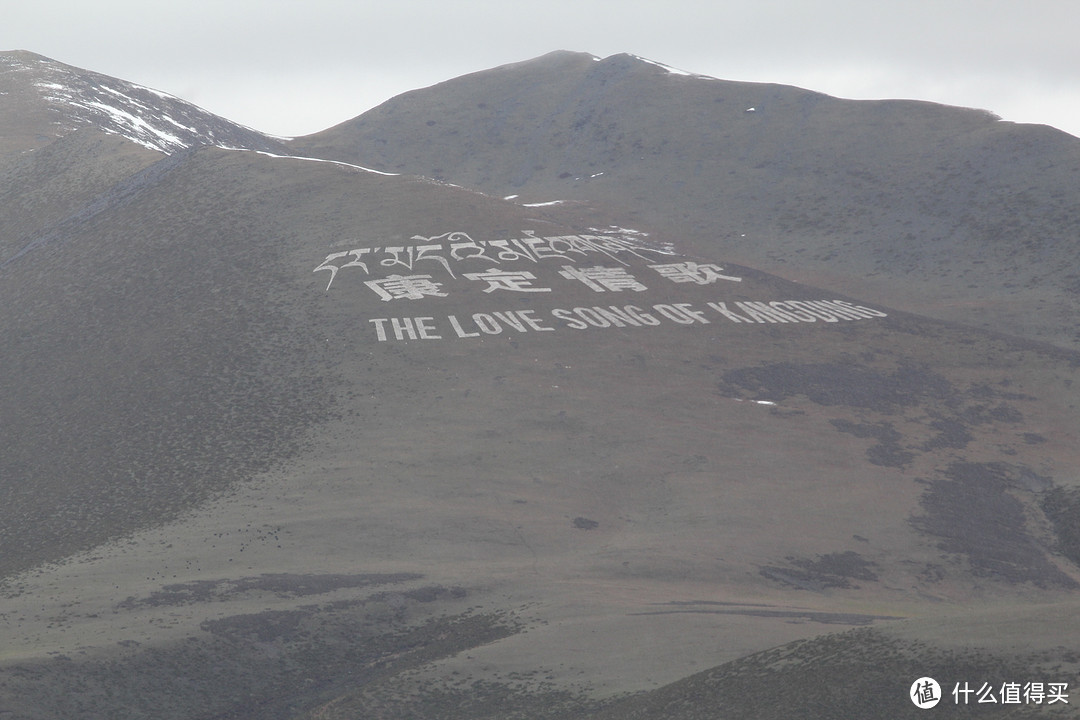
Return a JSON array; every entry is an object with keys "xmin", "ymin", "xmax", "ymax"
[
  {"xmin": 292, "ymin": 50, "xmax": 1080, "ymax": 352},
  {"xmin": 2, "ymin": 51, "xmax": 1080, "ymax": 719}
]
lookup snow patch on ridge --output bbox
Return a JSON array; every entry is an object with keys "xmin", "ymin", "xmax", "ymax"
[
  {"xmin": 630, "ymin": 55, "xmax": 717, "ymax": 80},
  {"xmin": 15, "ymin": 53, "xmax": 281, "ymax": 154},
  {"xmin": 250, "ymin": 150, "xmax": 399, "ymax": 176},
  {"xmin": 521, "ymin": 200, "xmax": 565, "ymax": 207},
  {"xmin": 82, "ymin": 100, "xmax": 186, "ymax": 151}
]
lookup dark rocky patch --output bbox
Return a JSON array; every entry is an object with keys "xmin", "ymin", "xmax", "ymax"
[
  {"xmin": 0, "ymin": 603, "xmax": 514, "ymax": 720},
  {"xmin": 630, "ymin": 607, "xmax": 897, "ymax": 626},
  {"xmin": 1040, "ymin": 485, "xmax": 1080, "ymax": 568},
  {"xmin": 830, "ymin": 419, "xmax": 915, "ymax": 468},
  {"xmin": 865, "ymin": 442, "xmax": 917, "ymax": 469},
  {"xmin": 201, "ymin": 607, "xmax": 312, "ymax": 643},
  {"xmin": 794, "ymin": 551, "xmax": 880, "ymax": 582},
  {"xmin": 910, "ymin": 462, "xmax": 1076, "ymax": 588},
  {"xmin": 371, "ymin": 585, "xmax": 468, "ymax": 604},
  {"xmin": 952, "ymin": 402, "xmax": 1025, "ymax": 427},
  {"xmin": 199, "ymin": 585, "xmax": 469, "ymax": 642},
  {"xmin": 761, "ymin": 551, "xmax": 879, "ymax": 591},
  {"xmin": 920, "ymin": 416, "xmax": 974, "ymax": 451},
  {"xmin": 116, "ymin": 572, "xmax": 424, "ymax": 609}
]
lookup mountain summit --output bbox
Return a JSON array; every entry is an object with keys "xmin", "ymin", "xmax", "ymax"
[
  {"xmin": 0, "ymin": 50, "xmax": 285, "ymax": 156},
  {"xmin": 293, "ymin": 50, "xmax": 1080, "ymax": 351}
]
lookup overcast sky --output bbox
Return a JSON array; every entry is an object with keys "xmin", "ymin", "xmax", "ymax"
[{"xmin": 5, "ymin": 0, "xmax": 1079, "ymax": 139}]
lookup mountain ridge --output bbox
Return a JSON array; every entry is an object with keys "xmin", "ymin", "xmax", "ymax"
[{"xmin": 0, "ymin": 49, "xmax": 287, "ymax": 156}]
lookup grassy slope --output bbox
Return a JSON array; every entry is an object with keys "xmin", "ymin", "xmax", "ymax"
[{"xmin": 1, "ymin": 137, "xmax": 1079, "ymax": 717}]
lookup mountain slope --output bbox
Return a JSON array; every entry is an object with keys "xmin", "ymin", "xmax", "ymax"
[
  {"xmin": 291, "ymin": 50, "xmax": 1080, "ymax": 351},
  {"xmin": 3, "ymin": 139, "xmax": 1080, "ymax": 718},
  {"xmin": 0, "ymin": 128, "xmax": 163, "ymax": 262}
]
